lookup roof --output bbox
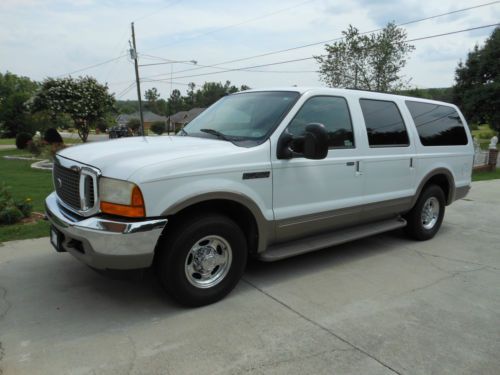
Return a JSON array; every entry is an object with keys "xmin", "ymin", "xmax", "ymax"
[
  {"xmin": 240, "ymin": 87, "xmax": 456, "ymax": 107},
  {"xmin": 116, "ymin": 111, "xmax": 168, "ymax": 123}
]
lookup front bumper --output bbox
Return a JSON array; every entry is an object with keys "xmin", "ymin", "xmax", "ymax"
[{"xmin": 45, "ymin": 192, "xmax": 167, "ymax": 270}]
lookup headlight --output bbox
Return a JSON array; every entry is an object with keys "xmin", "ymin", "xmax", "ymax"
[{"xmin": 99, "ymin": 177, "xmax": 145, "ymax": 218}]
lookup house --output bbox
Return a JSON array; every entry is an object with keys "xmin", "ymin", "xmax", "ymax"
[
  {"xmin": 167, "ymin": 108, "xmax": 206, "ymax": 132},
  {"xmin": 116, "ymin": 111, "xmax": 168, "ymax": 131}
]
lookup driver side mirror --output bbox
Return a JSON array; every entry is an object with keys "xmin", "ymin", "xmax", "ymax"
[{"xmin": 277, "ymin": 123, "xmax": 329, "ymax": 160}]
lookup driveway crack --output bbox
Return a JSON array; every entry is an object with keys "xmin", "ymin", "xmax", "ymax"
[{"xmin": 242, "ymin": 278, "xmax": 403, "ymax": 375}]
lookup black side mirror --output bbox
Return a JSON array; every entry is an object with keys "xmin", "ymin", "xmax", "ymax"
[
  {"xmin": 303, "ymin": 123, "xmax": 328, "ymax": 160},
  {"xmin": 277, "ymin": 123, "xmax": 328, "ymax": 160}
]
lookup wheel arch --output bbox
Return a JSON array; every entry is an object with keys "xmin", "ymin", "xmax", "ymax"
[
  {"xmin": 412, "ymin": 168, "xmax": 455, "ymax": 207},
  {"xmin": 161, "ymin": 192, "xmax": 273, "ymax": 255}
]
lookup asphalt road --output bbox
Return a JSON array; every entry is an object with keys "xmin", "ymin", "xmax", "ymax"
[{"xmin": 1, "ymin": 181, "xmax": 499, "ymax": 374}]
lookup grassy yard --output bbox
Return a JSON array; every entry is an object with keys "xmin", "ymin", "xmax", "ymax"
[
  {"xmin": 0, "ymin": 149, "xmax": 53, "ymax": 243},
  {"xmin": 472, "ymin": 168, "xmax": 500, "ymax": 182},
  {"xmin": 0, "ymin": 137, "xmax": 82, "ymax": 146}
]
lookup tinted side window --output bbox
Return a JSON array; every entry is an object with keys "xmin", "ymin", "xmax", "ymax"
[
  {"xmin": 359, "ymin": 99, "xmax": 409, "ymax": 147},
  {"xmin": 288, "ymin": 96, "xmax": 354, "ymax": 148},
  {"xmin": 405, "ymin": 101, "xmax": 468, "ymax": 146}
]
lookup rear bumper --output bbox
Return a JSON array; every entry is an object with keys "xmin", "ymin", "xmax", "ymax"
[{"xmin": 45, "ymin": 192, "xmax": 167, "ymax": 270}]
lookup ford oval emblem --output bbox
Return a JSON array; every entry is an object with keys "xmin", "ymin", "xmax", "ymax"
[{"xmin": 57, "ymin": 178, "xmax": 63, "ymax": 188}]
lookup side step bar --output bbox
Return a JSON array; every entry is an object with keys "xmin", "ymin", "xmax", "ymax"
[{"xmin": 259, "ymin": 217, "xmax": 407, "ymax": 262}]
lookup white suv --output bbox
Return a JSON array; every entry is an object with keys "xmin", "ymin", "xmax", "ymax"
[{"xmin": 45, "ymin": 88, "xmax": 473, "ymax": 306}]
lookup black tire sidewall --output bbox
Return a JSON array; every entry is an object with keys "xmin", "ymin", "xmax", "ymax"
[
  {"xmin": 406, "ymin": 185, "xmax": 446, "ymax": 241},
  {"xmin": 158, "ymin": 214, "xmax": 247, "ymax": 307}
]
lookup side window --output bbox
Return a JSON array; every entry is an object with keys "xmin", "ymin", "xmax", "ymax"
[
  {"xmin": 287, "ymin": 96, "xmax": 354, "ymax": 148},
  {"xmin": 405, "ymin": 101, "xmax": 468, "ymax": 146},
  {"xmin": 359, "ymin": 99, "xmax": 409, "ymax": 147}
]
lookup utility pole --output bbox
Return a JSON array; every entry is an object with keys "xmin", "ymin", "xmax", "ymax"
[{"xmin": 130, "ymin": 22, "xmax": 145, "ymax": 136}]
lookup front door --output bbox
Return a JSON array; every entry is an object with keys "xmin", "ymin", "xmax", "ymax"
[{"xmin": 271, "ymin": 95, "xmax": 364, "ymax": 242}]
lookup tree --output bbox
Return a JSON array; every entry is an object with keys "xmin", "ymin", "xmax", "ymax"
[
  {"xmin": 168, "ymin": 89, "xmax": 183, "ymax": 114},
  {"xmin": 32, "ymin": 76, "xmax": 115, "ymax": 142},
  {"xmin": 144, "ymin": 87, "xmax": 160, "ymax": 113},
  {"xmin": 0, "ymin": 72, "xmax": 39, "ymax": 137},
  {"xmin": 315, "ymin": 23, "xmax": 414, "ymax": 92},
  {"xmin": 150, "ymin": 121, "xmax": 165, "ymax": 135},
  {"xmin": 126, "ymin": 118, "xmax": 141, "ymax": 134},
  {"xmin": 453, "ymin": 27, "xmax": 500, "ymax": 130}
]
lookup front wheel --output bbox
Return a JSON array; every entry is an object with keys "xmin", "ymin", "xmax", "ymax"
[
  {"xmin": 404, "ymin": 184, "xmax": 445, "ymax": 241},
  {"xmin": 156, "ymin": 214, "xmax": 247, "ymax": 307}
]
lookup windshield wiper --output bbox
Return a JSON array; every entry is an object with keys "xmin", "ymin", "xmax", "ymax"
[
  {"xmin": 178, "ymin": 128, "xmax": 188, "ymax": 136},
  {"xmin": 200, "ymin": 128, "xmax": 233, "ymax": 142}
]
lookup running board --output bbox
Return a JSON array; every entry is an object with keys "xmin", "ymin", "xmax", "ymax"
[{"xmin": 259, "ymin": 217, "xmax": 407, "ymax": 262}]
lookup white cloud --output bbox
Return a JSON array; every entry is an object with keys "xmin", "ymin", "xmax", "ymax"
[{"xmin": 0, "ymin": 0, "xmax": 498, "ymax": 99}]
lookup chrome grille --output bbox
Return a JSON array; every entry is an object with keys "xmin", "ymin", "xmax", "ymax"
[
  {"xmin": 53, "ymin": 163, "xmax": 81, "ymax": 210},
  {"xmin": 52, "ymin": 158, "xmax": 99, "ymax": 215}
]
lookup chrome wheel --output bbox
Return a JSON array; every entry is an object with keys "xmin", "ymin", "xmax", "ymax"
[
  {"xmin": 185, "ymin": 235, "xmax": 232, "ymax": 289},
  {"xmin": 421, "ymin": 197, "xmax": 440, "ymax": 230}
]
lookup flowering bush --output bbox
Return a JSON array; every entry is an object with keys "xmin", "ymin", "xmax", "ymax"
[{"xmin": 0, "ymin": 184, "xmax": 33, "ymax": 225}]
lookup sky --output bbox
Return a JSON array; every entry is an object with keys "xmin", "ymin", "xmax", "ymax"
[{"xmin": 1, "ymin": 0, "xmax": 499, "ymax": 100}]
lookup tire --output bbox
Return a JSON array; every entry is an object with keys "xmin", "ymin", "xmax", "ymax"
[
  {"xmin": 156, "ymin": 213, "xmax": 247, "ymax": 307},
  {"xmin": 404, "ymin": 184, "xmax": 446, "ymax": 241}
]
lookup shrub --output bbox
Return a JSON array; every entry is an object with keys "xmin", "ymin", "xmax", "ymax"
[
  {"xmin": 28, "ymin": 139, "xmax": 45, "ymax": 157},
  {"xmin": 126, "ymin": 118, "xmax": 141, "ymax": 134},
  {"xmin": 150, "ymin": 121, "xmax": 165, "ymax": 135},
  {"xmin": 16, "ymin": 132, "xmax": 33, "ymax": 149},
  {"xmin": 44, "ymin": 128, "xmax": 63, "ymax": 144},
  {"xmin": 0, "ymin": 206, "xmax": 23, "ymax": 225},
  {"xmin": 0, "ymin": 185, "xmax": 33, "ymax": 225},
  {"xmin": 96, "ymin": 120, "xmax": 108, "ymax": 133}
]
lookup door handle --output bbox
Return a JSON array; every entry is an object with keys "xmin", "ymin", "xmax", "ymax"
[
  {"xmin": 356, "ymin": 161, "xmax": 363, "ymax": 176},
  {"xmin": 346, "ymin": 161, "xmax": 355, "ymax": 166}
]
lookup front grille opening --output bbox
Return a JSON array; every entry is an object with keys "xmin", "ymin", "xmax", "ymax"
[
  {"xmin": 53, "ymin": 164, "xmax": 81, "ymax": 210},
  {"xmin": 53, "ymin": 162, "xmax": 98, "ymax": 213},
  {"xmin": 84, "ymin": 175, "xmax": 95, "ymax": 209}
]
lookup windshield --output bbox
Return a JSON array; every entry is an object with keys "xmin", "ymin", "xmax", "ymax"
[{"xmin": 182, "ymin": 91, "xmax": 300, "ymax": 146}]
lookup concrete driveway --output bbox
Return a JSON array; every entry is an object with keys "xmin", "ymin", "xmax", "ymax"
[{"xmin": 1, "ymin": 181, "xmax": 499, "ymax": 374}]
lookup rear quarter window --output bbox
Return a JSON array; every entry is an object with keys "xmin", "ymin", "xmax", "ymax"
[
  {"xmin": 405, "ymin": 101, "xmax": 468, "ymax": 146},
  {"xmin": 359, "ymin": 99, "xmax": 409, "ymax": 147}
]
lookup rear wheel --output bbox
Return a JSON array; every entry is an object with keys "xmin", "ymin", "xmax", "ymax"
[
  {"xmin": 156, "ymin": 214, "xmax": 247, "ymax": 307},
  {"xmin": 404, "ymin": 185, "xmax": 445, "ymax": 241}
]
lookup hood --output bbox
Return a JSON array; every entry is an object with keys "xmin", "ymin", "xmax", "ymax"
[{"xmin": 58, "ymin": 136, "xmax": 243, "ymax": 181}]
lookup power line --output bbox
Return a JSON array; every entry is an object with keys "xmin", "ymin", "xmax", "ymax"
[
  {"xmin": 55, "ymin": 0, "xmax": 498, "ymax": 79},
  {"xmin": 115, "ymin": 82, "xmax": 136, "ymax": 98},
  {"xmin": 145, "ymin": 0, "xmax": 319, "ymax": 51},
  {"xmin": 140, "ymin": 53, "xmax": 318, "ymax": 79},
  {"xmin": 168, "ymin": 23, "xmax": 500, "ymax": 81},
  {"xmin": 57, "ymin": 54, "xmax": 127, "ymax": 77},
  {"xmin": 165, "ymin": 1, "xmax": 500, "ymax": 77},
  {"xmin": 133, "ymin": 0, "xmax": 183, "ymax": 22}
]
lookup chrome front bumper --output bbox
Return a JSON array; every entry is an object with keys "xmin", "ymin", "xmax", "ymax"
[{"xmin": 45, "ymin": 192, "xmax": 167, "ymax": 270}]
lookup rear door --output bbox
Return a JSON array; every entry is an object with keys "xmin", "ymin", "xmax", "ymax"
[{"xmin": 356, "ymin": 98, "xmax": 416, "ymax": 218}]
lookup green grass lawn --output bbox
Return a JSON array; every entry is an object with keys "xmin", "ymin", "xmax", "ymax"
[
  {"xmin": 0, "ymin": 137, "xmax": 83, "ymax": 146},
  {"xmin": 0, "ymin": 149, "xmax": 53, "ymax": 243},
  {"xmin": 472, "ymin": 168, "xmax": 500, "ymax": 182}
]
